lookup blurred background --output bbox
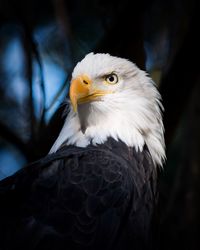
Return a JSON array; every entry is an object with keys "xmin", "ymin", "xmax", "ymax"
[{"xmin": 0, "ymin": 0, "xmax": 199, "ymax": 249}]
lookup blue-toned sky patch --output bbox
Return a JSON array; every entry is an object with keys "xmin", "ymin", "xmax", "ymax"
[
  {"xmin": 0, "ymin": 144, "xmax": 26, "ymax": 180},
  {"xmin": 3, "ymin": 38, "xmax": 28, "ymax": 103}
]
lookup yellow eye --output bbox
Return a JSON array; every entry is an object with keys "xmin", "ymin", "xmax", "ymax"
[{"xmin": 105, "ymin": 73, "xmax": 118, "ymax": 84}]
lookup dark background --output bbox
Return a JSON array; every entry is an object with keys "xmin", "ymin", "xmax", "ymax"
[{"xmin": 0, "ymin": 0, "xmax": 199, "ymax": 249}]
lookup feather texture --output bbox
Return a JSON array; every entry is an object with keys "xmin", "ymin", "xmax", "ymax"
[{"xmin": 0, "ymin": 139, "xmax": 157, "ymax": 250}]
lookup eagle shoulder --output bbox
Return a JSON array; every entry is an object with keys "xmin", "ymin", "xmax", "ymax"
[{"xmin": 0, "ymin": 144, "xmax": 156, "ymax": 250}]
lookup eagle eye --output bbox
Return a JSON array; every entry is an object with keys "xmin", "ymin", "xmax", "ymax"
[{"xmin": 105, "ymin": 73, "xmax": 118, "ymax": 84}]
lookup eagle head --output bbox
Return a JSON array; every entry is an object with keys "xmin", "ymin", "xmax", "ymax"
[{"xmin": 50, "ymin": 53, "xmax": 165, "ymax": 166}]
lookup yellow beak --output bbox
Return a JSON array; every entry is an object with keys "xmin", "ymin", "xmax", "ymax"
[{"xmin": 69, "ymin": 74, "xmax": 110, "ymax": 112}]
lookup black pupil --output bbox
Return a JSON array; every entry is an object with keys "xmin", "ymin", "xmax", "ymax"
[{"xmin": 108, "ymin": 75, "xmax": 114, "ymax": 82}]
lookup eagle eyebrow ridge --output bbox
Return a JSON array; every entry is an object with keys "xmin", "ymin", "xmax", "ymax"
[{"xmin": 97, "ymin": 71, "xmax": 117, "ymax": 79}]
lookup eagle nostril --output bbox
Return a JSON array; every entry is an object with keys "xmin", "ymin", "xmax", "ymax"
[{"xmin": 83, "ymin": 80, "xmax": 89, "ymax": 85}]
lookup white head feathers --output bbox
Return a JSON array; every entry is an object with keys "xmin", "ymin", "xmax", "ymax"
[{"xmin": 50, "ymin": 53, "xmax": 165, "ymax": 166}]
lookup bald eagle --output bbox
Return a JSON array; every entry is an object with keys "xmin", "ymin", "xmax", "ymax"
[{"xmin": 0, "ymin": 53, "xmax": 165, "ymax": 250}]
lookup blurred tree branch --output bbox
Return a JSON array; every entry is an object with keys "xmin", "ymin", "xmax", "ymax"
[
  {"xmin": 21, "ymin": 28, "xmax": 36, "ymax": 143},
  {"xmin": 159, "ymin": 0, "xmax": 200, "ymax": 147},
  {"xmin": 31, "ymin": 38, "xmax": 46, "ymax": 125},
  {"xmin": 21, "ymin": 22, "xmax": 47, "ymax": 139},
  {"xmin": 53, "ymin": 0, "xmax": 74, "ymax": 64}
]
